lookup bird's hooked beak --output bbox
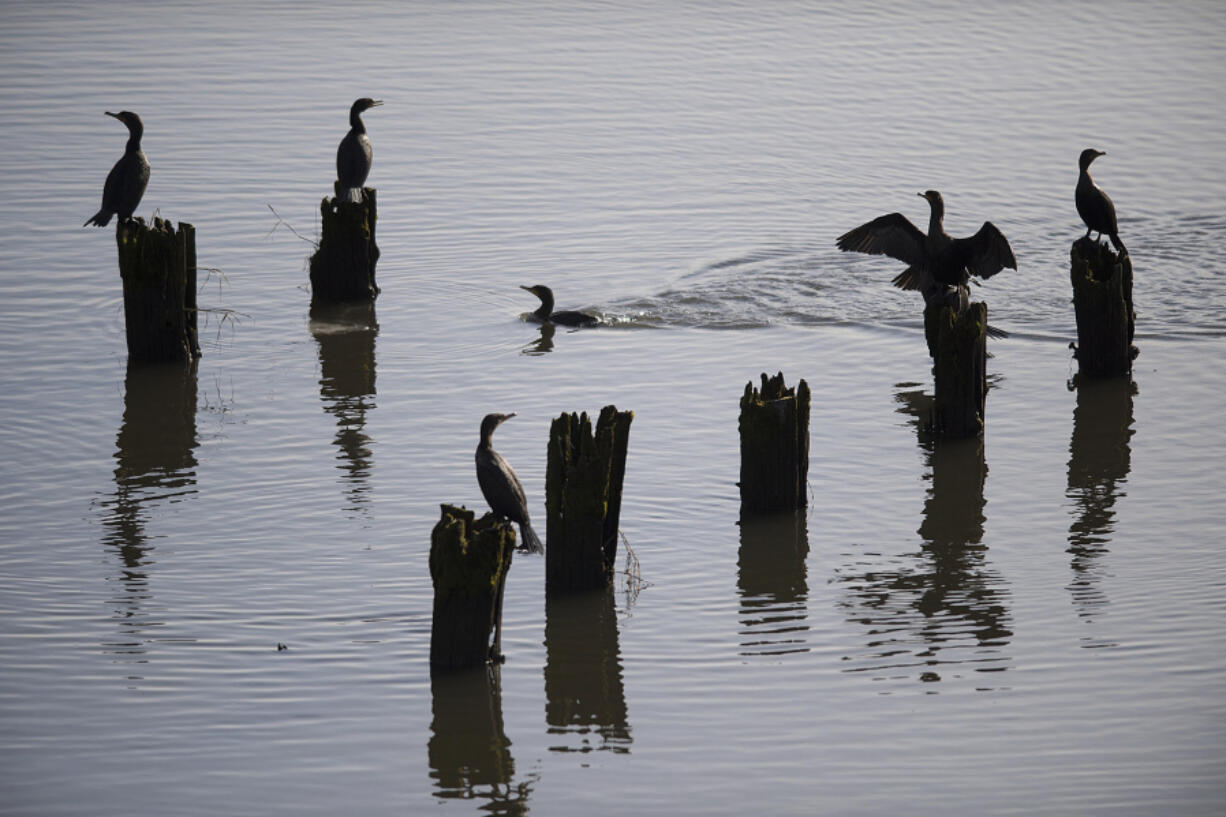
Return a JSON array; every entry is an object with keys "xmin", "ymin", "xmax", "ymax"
[
  {"xmin": 105, "ymin": 111, "xmax": 121, "ymax": 120},
  {"xmin": 501, "ymin": 412, "xmax": 517, "ymax": 424},
  {"xmin": 369, "ymin": 99, "xmax": 384, "ymax": 108},
  {"xmin": 916, "ymin": 191, "xmax": 929, "ymax": 200},
  {"xmin": 519, "ymin": 285, "xmax": 534, "ymax": 293}
]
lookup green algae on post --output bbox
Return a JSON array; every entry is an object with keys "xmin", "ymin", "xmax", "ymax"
[{"xmin": 429, "ymin": 504, "xmax": 516, "ymax": 671}]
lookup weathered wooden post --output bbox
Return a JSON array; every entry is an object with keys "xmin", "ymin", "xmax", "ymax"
[
  {"xmin": 115, "ymin": 218, "xmax": 200, "ymax": 364},
  {"xmin": 309, "ymin": 184, "xmax": 380, "ymax": 305},
  {"xmin": 926, "ymin": 301, "xmax": 987, "ymax": 438},
  {"xmin": 429, "ymin": 505, "xmax": 516, "ymax": 670},
  {"xmin": 738, "ymin": 372, "xmax": 809, "ymax": 514},
  {"xmin": 545, "ymin": 405, "xmax": 633, "ymax": 594},
  {"xmin": 1070, "ymin": 236, "xmax": 1136, "ymax": 377}
]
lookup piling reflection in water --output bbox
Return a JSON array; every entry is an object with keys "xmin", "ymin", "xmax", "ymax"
[
  {"xmin": 309, "ymin": 302, "xmax": 378, "ymax": 515},
  {"xmin": 836, "ymin": 387, "xmax": 1012, "ymax": 686},
  {"xmin": 428, "ymin": 666, "xmax": 533, "ymax": 815},
  {"xmin": 544, "ymin": 588, "xmax": 632, "ymax": 753},
  {"xmin": 1066, "ymin": 376, "xmax": 1135, "ymax": 642},
  {"xmin": 737, "ymin": 509, "xmax": 810, "ymax": 658},
  {"xmin": 98, "ymin": 360, "xmax": 200, "ymax": 661}
]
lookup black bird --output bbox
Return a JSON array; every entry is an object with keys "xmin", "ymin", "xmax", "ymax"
[
  {"xmin": 1076, "ymin": 148, "xmax": 1126, "ymax": 255},
  {"xmin": 475, "ymin": 413, "xmax": 544, "ymax": 554},
  {"xmin": 84, "ymin": 111, "xmax": 150, "ymax": 227},
  {"xmin": 336, "ymin": 97, "xmax": 382, "ymax": 203},
  {"xmin": 519, "ymin": 284, "xmax": 598, "ymax": 327},
  {"xmin": 837, "ymin": 190, "xmax": 1017, "ymax": 306}
]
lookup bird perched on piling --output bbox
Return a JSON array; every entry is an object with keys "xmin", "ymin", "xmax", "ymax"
[
  {"xmin": 475, "ymin": 413, "xmax": 545, "ymax": 554},
  {"xmin": 837, "ymin": 190, "xmax": 1017, "ymax": 307},
  {"xmin": 84, "ymin": 111, "xmax": 150, "ymax": 227},
  {"xmin": 1076, "ymin": 148, "xmax": 1126, "ymax": 255},
  {"xmin": 336, "ymin": 97, "xmax": 382, "ymax": 203},
  {"xmin": 519, "ymin": 284, "xmax": 598, "ymax": 327}
]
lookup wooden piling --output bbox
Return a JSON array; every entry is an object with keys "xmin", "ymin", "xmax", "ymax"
[
  {"xmin": 738, "ymin": 372, "xmax": 809, "ymax": 514},
  {"xmin": 309, "ymin": 185, "xmax": 380, "ymax": 305},
  {"xmin": 115, "ymin": 218, "xmax": 200, "ymax": 364},
  {"xmin": 429, "ymin": 504, "xmax": 516, "ymax": 670},
  {"xmin": 927, "ymin": 301, "xmax": 987, "ymax": 438},
  {"xmin": 1070, "ymin": 236, "xmax": 1136, "ymax": 377},
  {"xmin": 545, "ymin": 405, "xmax": 634, "ymax": 595}
]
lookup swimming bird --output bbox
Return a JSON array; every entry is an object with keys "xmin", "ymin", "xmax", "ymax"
[
  {"xmin": 475, "ymin": 413, "xmax": 544, "ymax": 554},
  {"xmin": 84, "ymin": 111, "xmax": 150, "ymax": 227},
  {"xmin": 336, "ymin": 97, "xmax": 382, "ymax": 203},
  {"xmin": 837, "ymin": 190, "xmax": 1017, "ymax": 306},
  {"xmin": 1076, "ymin": 148, "xmax": 1126, "ymax": 255},
  {"xmin": 519, "ymin": 284, "xmax": 598, "ymax": 327}
]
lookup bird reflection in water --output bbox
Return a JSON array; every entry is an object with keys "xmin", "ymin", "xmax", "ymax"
[
  {"xmin": 309, "ymin": 302, "xmax": 378, "ymax": 516},
  {"xmin": 521, "ymin": 322, "xmax": 556, "ymax": 356},
  {"xmin": 98, "ymin": 360, "xmax": 200, "ymax": 663},
  {"xmin": 544, "ymin": 588, "xmax": 632, "ymax": 753},
  {"xmin": 836, "ymin": 387, "xmax": 1012, "ymax": 686},
  {"xmin": 428, "ymin": 665, "xmax": 534, "ymax": 815},
  {"xmin": 737, "ymin": 509, "xmax": 810, "ymax": 658},
  {"xmin": 1066, "ymin": 375, "xmax": 1135, "ymax": 644}
]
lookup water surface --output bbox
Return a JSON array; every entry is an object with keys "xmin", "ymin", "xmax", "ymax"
[{"xmin": 2, "ymin": 2, "xmax": 1225, "ymax": 815}]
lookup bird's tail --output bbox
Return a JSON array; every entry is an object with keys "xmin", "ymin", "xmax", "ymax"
[
  {"xmin": 891, "ymin": 266, "xmax": 920, "ymax": 290},
  {"xmin": 84, "ymin": 209, "xmax": 112, "ymax": 227},
  {"xmin": 518, "ymin": 521, "xmax": 545, "ymax": 554},
  {"xmin": 1110, "ymin": 233, "xmax": 1127, "ymax": 256}
]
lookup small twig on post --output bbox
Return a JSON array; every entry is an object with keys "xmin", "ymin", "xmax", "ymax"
[
  {"xmin": 738, "ymin": 372, "xmax": 810, "ymax": 514},
  {"xmin": 1070, "ymin": 236, "xmax": 1136, "ymax": 377},
  {"xmin": 545, "ymin": 406, "xmax": 634, "ymax": 595},
  {"xmin": 927, "ymin": 301, "xmax": 987, "ymax": 438},
  {"xmin": 429, "ymin": 505, "xmax": 516, "ymax": 670}
]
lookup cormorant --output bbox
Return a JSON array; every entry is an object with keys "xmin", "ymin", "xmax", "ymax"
[
  {"xmin": 83, "ymin": 111, "xmax": 150, "ymax": 227},
  {"xmin": 837, "ymin": 190, "xmax": 1017, "ymax": 306},
  {"xmin": 336, "ymin": 98, "xmax": 382, "ymax": 203},
  {"xmin": 519, "ymin": 284, "xmax": 598, "ymax": 327},
  {"xmin": 475, "ymin": 412, "xmax": 545, "ymax": 554},
  {"xmin": 1076, "ymin": 148, "xmax": 1126, "ymax": 255}
]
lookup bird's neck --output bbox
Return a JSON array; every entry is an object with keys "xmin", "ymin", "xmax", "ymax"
[
  {"xmin": 349, "ymin": 111, "xmax": 366, "ymax": 133},
  {"xmin": 125, "ymin": 126, "xmax": 143, "ymax": 152},
  {"xmin": 926, "ymin": 203, "xmax": 946, "ymax": 240}
]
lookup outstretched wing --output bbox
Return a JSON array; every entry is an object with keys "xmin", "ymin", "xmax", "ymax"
[
  {"xmin": 837, "ymin": 212, "xmax": 926, "ymax": 266},
  {"xmin": 952, "ymin": 221, "xmax": 1017, "ymax": 280}
]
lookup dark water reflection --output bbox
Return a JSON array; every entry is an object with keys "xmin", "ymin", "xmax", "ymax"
[
  {"xmin": 428, "ymin": 666, "xmax": 533, "ymax": 815},
  {"xmin": 837, "ymin": 388, "xmax": 1012, "ymax": 686},
  {"xmin": 521, "ymin": 322, "xmax": 555, "ymax": 356},
  {"xmin": 1066, "ymin": 376, "xmax": 1135, "ymax": 642},
  {"xmin": 737, "ymin": 509, "xmax": 810, "ymax": 658},
  {"xmin": 310, "ymin": 302, "xmax": 378, "ymax": 515},
  {"xmin": 98, "ymin": 360, "xmax": 200, "ymax": 661},
  {"xmin": 544, "ymin": 588, "xmax": 632, "ymax": 754}
]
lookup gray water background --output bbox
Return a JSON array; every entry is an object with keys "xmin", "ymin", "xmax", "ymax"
[{"xmin": 1, "ymin": 1, "xmax": 1225, "ymax": 814}]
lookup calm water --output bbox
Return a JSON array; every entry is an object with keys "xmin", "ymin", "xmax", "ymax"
[{"xmin": 2, "ymin": 1, "xmax": 1225, "ymax": 814}]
